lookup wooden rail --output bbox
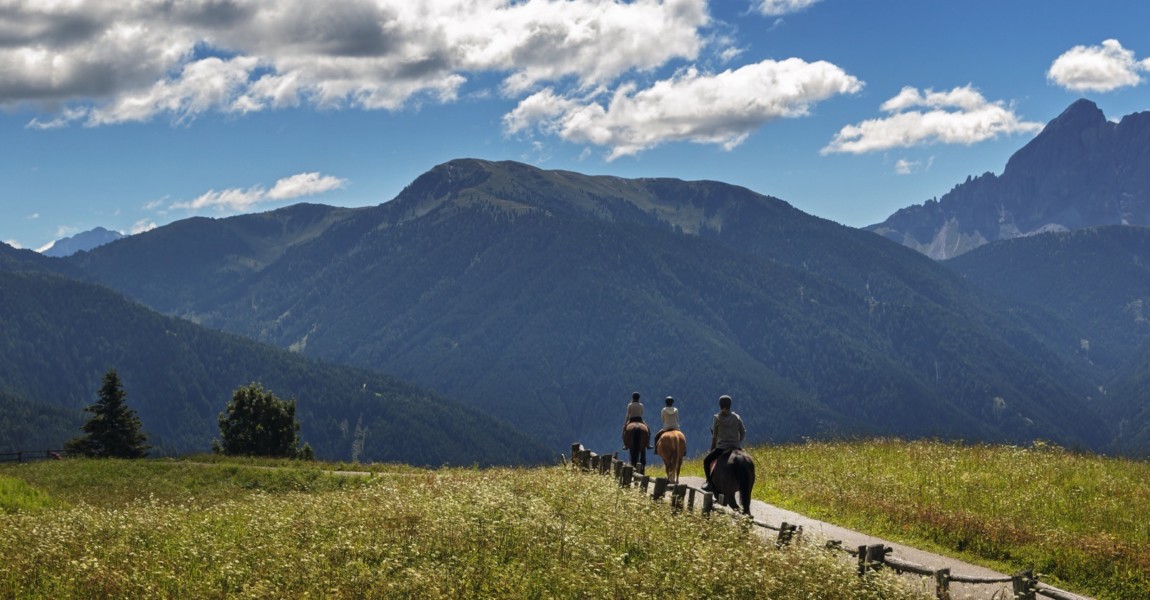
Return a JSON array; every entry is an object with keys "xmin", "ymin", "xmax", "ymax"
[
  {"xmin": 569, "ymin": 443, "xmax": 1090, "ymax": 600},
  {"xmin": 0, "ymin": 450, "xmax": 65, "ymax": 463}
]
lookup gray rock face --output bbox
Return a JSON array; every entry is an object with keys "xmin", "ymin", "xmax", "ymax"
[{"xmin": 868, "ymin": 99, "xmax": 1150, "ymax": 259}]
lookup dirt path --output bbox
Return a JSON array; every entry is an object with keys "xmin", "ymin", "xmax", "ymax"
[{"xmin": 671, "ymin": 475, "xmax": 1091, "ymax": 600}]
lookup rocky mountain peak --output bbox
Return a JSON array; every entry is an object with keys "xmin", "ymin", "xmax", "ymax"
[{"xmin": 868, "ymin": 99, "xmax": 1150, "ymax": 259}]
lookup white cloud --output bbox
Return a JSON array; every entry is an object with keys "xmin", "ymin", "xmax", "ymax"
[
  {"xmin": 4, "ymin": 239, "xmax": 22, "ymax": 249},
  {"xmin": 171, "ymin": 172, "xmax": 348, "ymax": 212},
  {"xmin": 55, "ymin": 225, "xmax": 79, "ymax": 238},
  {"xmin": 754, "ymin": 0, "xmax": 823, "ymax": 16},
  {"xmin": 822, "ymin": 86, "xmax": 1043, "ymax": 154},
  {"xmin": 25, "ymin": 213, "xmax": 40, "ymax": 220},
  {"xmin": 130, "ymin": 220, "xmax": 157, "ymax": 234},
  {"xmin": 267, "ymin": 172, "xmax": 347, "ymax": 200},
  {"xmin": 1047, "ymin": 39, "xmax": 1149, "ymax": 93},
  {"xmin": 506, "ymin": 58, "xmax": 862, "ymax": 159},
  {"xmin": 894, "ymin": 159, "xmax": 918, "ymax": 175},
  {"xmin": 2, "ymin": 0, "xmax": 710, "ymax": 124}
]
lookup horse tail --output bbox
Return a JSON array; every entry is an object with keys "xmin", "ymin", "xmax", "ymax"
[{"xmin": 736, "ymin": 453, "xmax": 756, "ymax": 515}]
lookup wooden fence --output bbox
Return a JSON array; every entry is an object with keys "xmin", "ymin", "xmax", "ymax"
[
  {"xmin": 567, "ymin": 443, "xmax": 1089, "ymax": 600},
  {"xmin": 0, "ymin": 450, "xmax": 66, "ymax": 463}
]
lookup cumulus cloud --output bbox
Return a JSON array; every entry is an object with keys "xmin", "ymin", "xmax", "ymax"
[
  {"xmin": 822, "ymin": 86, "xmax": 1043, "ymax": 154},
  {"xmin": 171, "ymin": 172, "xmax": 347, "ymax": 212},
  {"xmin": 1047, "ymin": 39, "xmax": 1149, "ymax": 93},
  {"xmin": 2, "ymin": 0, "xmax": 709, "ymax": 124},
  {"xmin": 754, "ymin": 0, "xmax": 824, "ymax": 16},
  {"xmin": 506, "ymin": 58, "xmax": 862, "ymax": 159}
]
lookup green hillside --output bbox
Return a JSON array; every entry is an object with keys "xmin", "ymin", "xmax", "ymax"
[
  {"xmin": 69, "ymin": 159, "xmax": 1111, "ymax": 454},
  {"xmin": 0, "ymin": 267, "xmax": 548, "ymax": 465}
]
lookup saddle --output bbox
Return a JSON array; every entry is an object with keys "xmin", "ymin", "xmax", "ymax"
[{"xmin": 706, "ymin": 447, "xmax": 741, "ymax": 475}]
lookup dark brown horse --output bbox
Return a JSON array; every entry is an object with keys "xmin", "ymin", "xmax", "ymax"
[
  {"xmin": 707, "ymin": 449, "xmax": 755, "ymax": 514},
  {"xmin": 622, "ymin": 421, "xmax": 650, "ymax": 473}
]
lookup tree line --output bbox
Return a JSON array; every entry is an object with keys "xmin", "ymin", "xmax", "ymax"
[{"xmin": 66, "ymin": 368, "xmax": 311, "ymax": 460}]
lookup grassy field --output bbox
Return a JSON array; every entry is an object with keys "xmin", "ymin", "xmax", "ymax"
[
  {"xmin": 0, "ymin": 457, "xmax": 926, "ymax": 599},
  {"xmin": 684, "ymin": 439, "xmax": 1149, "ymax": 600}
]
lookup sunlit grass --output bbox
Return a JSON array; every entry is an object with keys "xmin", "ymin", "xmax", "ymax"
[
  {"xmin": 0, "ymin": 459, "xmax": 928, "ymax": 599},
  {"xmin": 685, "ymin": 439, "xmax": 1150, "ymax": 600}
]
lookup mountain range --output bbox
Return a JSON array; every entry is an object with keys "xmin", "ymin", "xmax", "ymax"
[
  {"xmin": 6, "ymin": 97, "xmax": 1148, "ymax": 459},
  {"xmin": 868, "ymin": 99, "xmax": 1150, "ymax": 259},
  {"xmin": 64, "ymin": 157, "xmax": 1123, "ymax": 455}
]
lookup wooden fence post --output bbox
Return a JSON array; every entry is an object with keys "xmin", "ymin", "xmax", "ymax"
[
  {"xmin": 640, "ymin": 475, "xmax": 650, "ymax": 494},
  {"xmin": 1011, "ymin": 570, "xmax": 1037, "ymax": 600},
  {"xmin": 599, "ymin": 456, "xmax": 612, "ymax": 476},
  {"xmin": 687, "ymin": 487, "xmax": 696, "ymax": 512},
  {"xmin": 775, "ymin": 522, "xmax": 798, "ymax": 548},
  {"xmin": 652, "ymin": 477, "xmax": 668, "ymax": 500},
  {"xmin": 671, "ymin": 484, "xmax": 687, "ymax": 510},
  {"xmin": 934, "ymin": 567, "xmax": 951, "ymax": 600},
  {"xmin": 590, "ymin": 453, "xmax": 600, "ymax": 471},
  {"xmin": 613, "ymin": 459, "xmax": 623, "ymax": 479},
  {"xmin": 702, "ymin": 491, "xmax": 714, "ymax": 515},
  {"xmin": 620, "ymin": 465, "xmax": 634, "ymax": 488},
  {"xmin": 858, "ymin": 544, "xmax": 887, "ymax": 576}
]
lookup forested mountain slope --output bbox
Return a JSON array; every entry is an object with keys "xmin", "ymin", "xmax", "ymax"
[
  {"xmin": 70, "ymin": 160, "xmax": 1111, "ymax": 454},
  {"xmin": 0, "ymin": 252, "xmax": 549, "ymax": 465},
  {"xmin": 945, "ymin": 225, "xmax": 1150, "ymax": 453}
]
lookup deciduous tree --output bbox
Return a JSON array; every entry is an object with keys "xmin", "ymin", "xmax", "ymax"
[{"xmin": 215, "ymin": 383, "xmax": 313, "ymax": 459}]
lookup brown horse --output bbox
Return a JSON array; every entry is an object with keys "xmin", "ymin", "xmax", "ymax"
[
  {"xmin": 655, "ymin": 430, "xmax": 686, "ymax": 484},
  {"xmin": 622, "ymin": 421, "xmax": 650, "ymax": 473}
]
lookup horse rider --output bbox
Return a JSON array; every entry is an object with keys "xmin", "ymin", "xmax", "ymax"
[
  {"xmin": 624, "ymin": 391, "xmax": 645, "ymax": 425},
  {"xmin": 651, "ymin": 396, "xmax": 679, "ymax": 450},
  {"xmin": 702, "ymin": 394, "xmax": 745, "ymax": 492},
  {"xmin": 621, "ymin": 391, "xmax": 651, "ymax": 467}
]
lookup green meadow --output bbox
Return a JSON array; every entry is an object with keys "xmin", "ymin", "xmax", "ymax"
[
  {"xmin": 0, "ymin": 456, "xmax": 923, "ymax": 599},
  {"xmin": 693, "ymin": 439, "xmax": 1149, "ymax": 600}
]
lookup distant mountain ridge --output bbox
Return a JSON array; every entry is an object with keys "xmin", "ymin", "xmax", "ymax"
[
  {"xmin": 69, "ymin": 159, "xmax": 1118, "ymax": 455},
  {"xmin": 0, "ymin": 241, "xmax": 550, "ymax": 464},
  {"xmin": 42, "ymin": 227, "xmax": 124, "ymax": 257},
  {"xmin": 869, "ymin": 99, "xmax": 1150, "ymax": 259}
]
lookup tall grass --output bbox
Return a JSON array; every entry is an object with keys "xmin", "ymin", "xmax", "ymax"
[
  {"xmin": 0, "ymin": 460, "xmax": 928, "ymax": 599},
  {"xmin": 730, "ymin": 439, "xmax": 1150, "ymax": 600}
]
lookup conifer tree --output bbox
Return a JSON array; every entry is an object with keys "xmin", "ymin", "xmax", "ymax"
[
  {"xmin": 66, "ymin": 369, "xmax": 150, "ymax": 458},
  {"xmin": 214, "ymin": 383, "xmax": 313, "ymax": 459}
]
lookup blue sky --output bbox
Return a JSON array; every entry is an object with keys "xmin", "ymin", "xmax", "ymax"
[{"xmin": 2, "ymin": 0, "xmax": 1148, "ymax": 251}]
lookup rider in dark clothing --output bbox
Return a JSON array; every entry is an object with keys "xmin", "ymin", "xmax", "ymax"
[{"xmin": 702, "ymin": 394, "xmax": 744, "ymax": 492}]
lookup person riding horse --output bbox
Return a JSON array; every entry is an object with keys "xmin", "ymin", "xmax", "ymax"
[
  {"xmin": 702, "ymin": 394, "xmax": 745, "ymax": 492},
  {"xmin": 651, "ymin": 396, "xmax": 679, "ymax": 450},
  {"xmin": 622, "ymin": 391, "xmax": 650, "ymax": 471}
]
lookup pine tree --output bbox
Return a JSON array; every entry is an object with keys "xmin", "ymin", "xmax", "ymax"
[
  {"xmin": 66, "ymin": 369, "xmax": 150, "ymax": 458},
  {"xmin": 214, "ymin": 383, "xmax": 313, "ymax": 459}
]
